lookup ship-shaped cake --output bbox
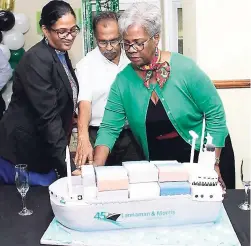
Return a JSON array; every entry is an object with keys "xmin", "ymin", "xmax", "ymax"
[{"xmin": 49, "ymin": 127, "xmax": 224, "ymax": 231}]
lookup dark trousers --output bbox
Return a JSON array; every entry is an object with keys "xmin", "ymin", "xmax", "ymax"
[
  {"xmin": 149, "ymin": 134, "xmax": 235, "ymax": 189},
  {"xmin": 89, "ymin": 126, "xmax": 144, "ymax": 166},
  {"xmin": 219, "ymin": 135, "xmax": 235, "ymax": 189}
]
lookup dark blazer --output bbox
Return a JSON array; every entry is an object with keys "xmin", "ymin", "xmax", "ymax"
[{"xmin": 0, "ymin": 40, "xmax": 79, "ymax": 176}]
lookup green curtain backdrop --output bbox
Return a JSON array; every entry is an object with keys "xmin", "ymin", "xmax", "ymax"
[{"xmin": 82, "ymin": 0, "xmax": 119, "ymax": 55}]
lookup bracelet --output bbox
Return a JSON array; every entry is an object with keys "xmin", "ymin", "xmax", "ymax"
[{"xmin": 215, "ymin": 157, "xmax": 220, "ymax": 166}]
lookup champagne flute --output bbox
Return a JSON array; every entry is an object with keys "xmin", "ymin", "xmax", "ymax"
[
  {"xmin": 15, "ymin": 164, "xmax": 33, "ymax": 216},
  {"xmin": 238, "ymin": 159, "xmax": 251, "ymax": 210}
]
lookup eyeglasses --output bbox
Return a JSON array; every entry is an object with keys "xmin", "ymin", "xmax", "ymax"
[
  {"xmin": 122, "ymin": 36, "xmax": 154, "ymax": 51},
  {"xmin": 50, "ymin": 26, "xmax": 80, "ymax": 39},
  {"xmin": 97, "ymin": 38, "xmax": 121, "ymax": 48}
]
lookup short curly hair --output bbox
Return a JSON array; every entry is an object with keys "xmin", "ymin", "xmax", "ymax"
[{"xmin": 118, "ymin": 2, "xmax": 161, "ymax": 36}]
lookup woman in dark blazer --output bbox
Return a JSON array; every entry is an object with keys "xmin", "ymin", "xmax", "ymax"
[{"xmin": 0, "ymin": 0, "xmax": 81, "ymax": 185}]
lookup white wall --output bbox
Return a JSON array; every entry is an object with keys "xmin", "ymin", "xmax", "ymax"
[
  {"xmin": 194, "ymin": 0, "xmax": 250, "ymax": 80},
  {"xmin": 182, "ymin": 0, "xmax": 251, "ymax": 188},
  {"xmin": 181, "ymin": 0, "xmax": 196, "ymax": 60}
]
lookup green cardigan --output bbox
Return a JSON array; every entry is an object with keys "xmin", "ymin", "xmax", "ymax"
[{"xmin": 95, "ymin": 52, "xmax": 228, "ymax": 160}]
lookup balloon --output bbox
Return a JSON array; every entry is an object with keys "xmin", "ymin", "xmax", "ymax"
[
  {"xmin": 13, "ymin": 13, "xmax": 30, "ymax": 34},
  {"xmin": 0, "ymin": 0, "xmax": 15, "ymax": 12},
  {"xmin": 3, "ymin": 29, "xmax": 24, "ymax": 50},
  {"xmin": 9, "ymin": 60, "xmax": 17, "ymax": 70},
  {"xmin": 0, "ymin": 10, "xmax": 15, "ymax": 31},
  {"xmin": 0, "ymin": 31, "xmax": 2, "ymax": 43},
  {"xmin": 10, "ymin": 47, "xmax": 25, "ymax": 62},
  {"xmin": 0, "ymin": 43, "xmax": 10, "ymax": 60},
  {"xmin": 2, "ymin": 80, "xmax": 13, "ymax": 109}
]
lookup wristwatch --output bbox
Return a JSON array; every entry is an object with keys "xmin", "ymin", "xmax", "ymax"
[{"xmin": 215, "ymin": 157, "xmax": 220, "ymax": 166}]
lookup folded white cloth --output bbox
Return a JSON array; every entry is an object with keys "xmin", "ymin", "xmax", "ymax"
[
  {"xmin": 122, "ymin": 162, "xmax": 158, "ymax": 183},
  {"xmin": 97, "ymin": 190, "xmax": 129, "ymax": 202},
  {"xmin": 129, "ymin": 182, "xmax": 160, "ymax": 199},
  {"xmin": 95, "ymin": 166, "xmax": 129, "ymax": 191},
  {"xmin": 81, "ymin": 165, "xmax": 96, "ymax": 187}
]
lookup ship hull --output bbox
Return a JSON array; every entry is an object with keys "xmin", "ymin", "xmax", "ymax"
[{"xmin": 49, "ymin": 177, "xmax": 223, "ymax": 232}]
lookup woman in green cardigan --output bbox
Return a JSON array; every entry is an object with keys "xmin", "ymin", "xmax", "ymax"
[{"xmin": 93, "ymin": 2, "xmax": 235, "ymax": 189}]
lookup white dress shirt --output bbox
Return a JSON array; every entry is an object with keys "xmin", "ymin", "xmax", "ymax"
[
  {"xmin": 0, "ymin": 49, "xmax": 12, "ymax": 91},
  {"xmin": 76, "ymin": 47, "xmax": 130, "ymax": 126}
]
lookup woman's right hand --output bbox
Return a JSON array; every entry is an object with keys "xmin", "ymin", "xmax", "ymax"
[{"xmin": 74, "ymin": 137, "xmax": 94, "ymax": 168}]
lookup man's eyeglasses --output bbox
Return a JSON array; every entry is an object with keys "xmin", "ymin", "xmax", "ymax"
[
  {"xmin": 122, "ymin": 36, "xmax": 154, "ymax": 51},
  {"xmin": 97, "ymin": 38, "xmax": 121, "ymax": 48},
  {"xmin": 50, "ymin": 26, "xmax": 80, "ymax": 39}
]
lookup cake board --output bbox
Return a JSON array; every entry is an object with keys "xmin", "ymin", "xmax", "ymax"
[{"xmin": 40, "ymin": 205, "xmax": 240, "ymax": 246}]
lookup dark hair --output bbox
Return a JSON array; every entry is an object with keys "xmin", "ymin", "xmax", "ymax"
[
  {"xmin": 93, "ymin": 11, "xmax": 119, "ymax": 35},
  {"xmin": 39, "ymin": 0, "xmax": 76, "ymax": 28}
]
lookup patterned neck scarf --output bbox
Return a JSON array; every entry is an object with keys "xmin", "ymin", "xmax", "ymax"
[{"xmin": 137, "ymin": 48, "xmax": 170, "ymax": 89}]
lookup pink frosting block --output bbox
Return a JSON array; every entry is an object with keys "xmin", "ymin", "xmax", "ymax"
[
  {"xmin": 97, "ymin": 179, "xmax": 129, "ymax": 192},
  {"xmin": 157, "ymin": 166, "xmax": 189, "ymax": 182}
]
